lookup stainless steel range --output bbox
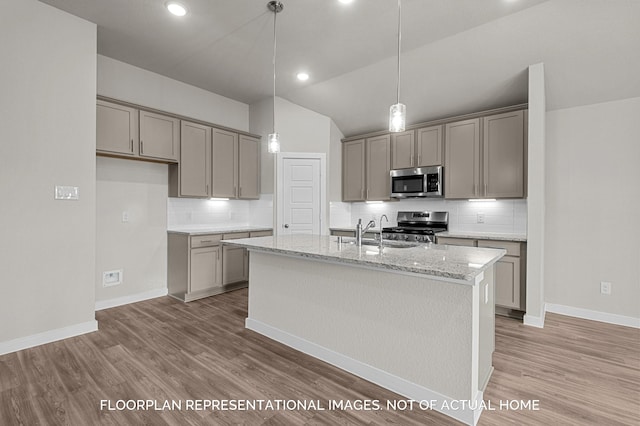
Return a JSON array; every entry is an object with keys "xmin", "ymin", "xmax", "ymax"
[{"xmin": 382, "ymin": 211, "xmax": 448, "ymax": 243}]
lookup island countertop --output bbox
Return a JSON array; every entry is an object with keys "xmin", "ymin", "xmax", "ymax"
[{"xmin": 223, "ymin": 234, "xmax": 505, "ymax": 283}]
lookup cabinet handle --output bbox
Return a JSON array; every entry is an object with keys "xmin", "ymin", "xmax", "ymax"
[
  {"xmin": 206, "ymin": 184, "xmax": 209, "ymax": 195},
  {"xmin": 417, "ymin": 154, "xmax": 421, "ymax": 165},
  {"xmin": 234, "ymin": 186, "xmax": 237, "ymax": 197},
  {"xmin": 239, "ymin": 187, "xmax": 242, "ymax": 197},
  {"xmin": 130, "ymin": 139, "xmax": 134, "ymax": 153},
  {"xmin": 484, "ymin": 183, "xmax": 488, "ymax": 196},
  {"xmin": 361, "ymin": 189, "xmax": 364, "ymax": 199},
  {"xmin": 140, "ymin": 140, "xmax": 144, "ymax": 154}
]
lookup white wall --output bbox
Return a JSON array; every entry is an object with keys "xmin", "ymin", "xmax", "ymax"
[
  {"xmin": 0, "ymin": 0, "xmax": 97, "ymax": 350},
  {"xmin": 96, "ymin": 157, "xmax": 168, "ymax": 303},
  {"xmin": 249, "ymin": 97, "xmax": 338, "ymax": 231},
  {"xmin": 96, "ymin": 56, "xmax": 251, "ymax": 304},
  {"xmin": 545, "ymin": 97, "xmax": 640, "ymax": 321}
]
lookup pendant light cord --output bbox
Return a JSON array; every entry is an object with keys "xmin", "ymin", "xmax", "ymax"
[
  {"xmin": 396, "ymin": 0, "xmax": 402, "ymax": 105},
  {"xmin": 272, "ymin": 7, "xmax": 277, "ymax": 133}
]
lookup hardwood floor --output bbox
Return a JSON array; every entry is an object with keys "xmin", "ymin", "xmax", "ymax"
[{"xmin": 1, "ymin": 289, "xmax": 638, "ymax": 425}]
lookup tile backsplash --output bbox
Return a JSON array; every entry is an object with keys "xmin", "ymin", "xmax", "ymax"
[
  {"xmin": 333, "ymin": 198, "xmax": 527, "ymax": 234},
  {"xmin": 168, "ymin": 194, "xmax": 273, "ymax": 228}
]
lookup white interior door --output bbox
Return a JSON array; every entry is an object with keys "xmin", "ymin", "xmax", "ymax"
[{"xmin": 281, "ymin": 157, "xmax": 322, "ymax": 235}]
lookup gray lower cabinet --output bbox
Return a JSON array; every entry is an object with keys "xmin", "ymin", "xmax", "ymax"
[
  {"xmin": 168, "ymin": 230, "xmax": 273, "ymax": 302},
  {"xmin": 168, "ymin": 233, "xmax": 222, "ymax": 302},
  {"xmin": 437, "ymin": 236, "xmax": 526, "ymax": 312},
  {"xmin": 222, "ymin": 232, "xmax": 250, "ymax": 285}
]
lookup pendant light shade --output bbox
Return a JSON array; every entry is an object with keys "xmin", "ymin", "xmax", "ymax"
[
  {"xmin": 389, "ymin": 0, "xmax": 406, "ymax": 133},
  {"xmin": 267, "ymin": 1, "xmax": 283, "ymax": 154},
  {"xmin": 389, "ymin": 103, "xmax": 406, "ymax": 133}
]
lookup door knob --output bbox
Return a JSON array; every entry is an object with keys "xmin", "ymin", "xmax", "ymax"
[{"xmin": 284, "ymin": 224, "xmax": 289, "ymax": 228}]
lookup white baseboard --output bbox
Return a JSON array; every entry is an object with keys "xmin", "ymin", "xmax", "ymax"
[
  {"xmin": 0, "ymin": 320, "xmax": 98, "ymax": 356},
  {"xmin": 246, "ymin": 318, "xmax": 482, "ymax": 426},
  {"xmin": 95, "ymin": 288, "xmax": 168, "ymax": 311},
  {"xmin": 523, "ymin": 310, "xmax": 546, "ymax": 328},
  {"xmin": 545, "ymin": 303, "xmax": 640, "ymax": 329}
]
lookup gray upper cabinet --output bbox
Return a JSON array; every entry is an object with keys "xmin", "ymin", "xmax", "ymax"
[
  {"xmin": 177, "ymin": 121, "xmax": 211, "ymax": 198},
  {"xmin": 139, "ymin": 110, "xmax": 180, "ymax": 162},
  {"xmin": 211, "ymin": 128, "xmax": 238, "ymax": 198},
  {"xmin": 391, "ymin": 130, "xmax": 415, "ymax": 169},
  {"xmin": 416, "ymin": 125, "xmax": 443, "ymax": 167},
  {"xmin": 96, "ymin": 100, "xmax": 138, "ymax": 157},
  {"xmin": 238, "ymin": 135, "xmax": 260, "ymax": 199},
  {"xmin": 342, "ymin": 139, "xmax": 366, "ymax": 201},
  {"xmin": 483, "ymin": 110, "xmax": 525, "ymax": 198},
  {"xmin": 366, "ymin": 134, "xmax": 392, "ymax": 201},
  {"xmin": 391, "ymin": 126, "xmax": 443, "ymax": 169},
  {"xmin": 445, "ymin": 118, "xmax": 481, "ymax": 199}
]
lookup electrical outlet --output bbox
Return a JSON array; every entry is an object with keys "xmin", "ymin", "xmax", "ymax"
[
  {"xmin": 122, "ymin": 211, "xmax": 129, "ymax": 223},
  {"xmin": 477, "ymin": 213, "xmax": 485, "ymax": 223},
  {"xmin": 103, "ymin": 269, "xmax": 122, "ymax": 287},
  {"xmin": 600, "ymin": 281, "xmax": 611, "ymax": 295}
]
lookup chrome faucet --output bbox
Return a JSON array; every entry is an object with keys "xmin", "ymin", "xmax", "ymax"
[
  {"xmin": 378, "ymin": 214, "xmax": 389, "ymax": 250},
  {"xmin": 355, "ymin": 218, "xmax": 376, "ymax": 247}
]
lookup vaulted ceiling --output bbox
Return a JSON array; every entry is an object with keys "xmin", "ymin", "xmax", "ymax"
[{"xmin": 39, "ymin": 0, "xmax": 640, "ymax": 136}]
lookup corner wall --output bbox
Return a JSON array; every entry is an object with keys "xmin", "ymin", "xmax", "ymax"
[
  {"xmin": 0, "ymin": 0, "xmax": 97, "ymax": 351},
  {"xmin": 545, "ymin": 97, "xmax": 640, "ymax": 324}
]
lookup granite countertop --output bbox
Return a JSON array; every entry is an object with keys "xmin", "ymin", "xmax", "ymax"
[
  {"xmin": 223, "ymin": 234, "xmax": 505, "ymax": 283},
  {"xmin": 167, "ymin": 225, "xmax": 273, "ymax": 236},
  {"xmin": 437, "ymin": 231, "xmax": 527, "ymax": 242}
]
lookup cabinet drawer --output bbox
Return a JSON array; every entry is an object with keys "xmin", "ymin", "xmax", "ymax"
[
  {"xmin": 477, "ymin": 240, "xmax": 520, "ymax": 256},
  {"xmin": 250, "ymin": 230, "xmax": 273, "ymax": 238},
  {"xmin": 437, "ymin": 237, "xmax": 477, "ymax": 247},
  {"xmin": 223, "ymin": 232, "xmax": 250, "ymax": 240},
  {"xmin": 190, "ymin": 234, "xmax": 221, "ymax": 248}
]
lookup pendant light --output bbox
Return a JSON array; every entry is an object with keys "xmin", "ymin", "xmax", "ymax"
[
  {"xmin": 267, "ymin": 1, "xmax": 283, "ymax": 154},
  {"xmin": 389, "ymin": 0, "xmax": 406, "ymax": 133}
]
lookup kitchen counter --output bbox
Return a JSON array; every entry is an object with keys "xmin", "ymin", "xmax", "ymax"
[
  {"xmin": 235, "ymin": 233, "xmax": 499, "ymax": 425},
  {"xmin": 224, "ymin": 234, "xmax": 504, "ymax": 283},
  {"xmin": 438, "ymin": 231, "xmax": 527, "ymax": 242},
  {"xmin": 167, "ymin": 225, "xmax": 273, "ymax": 235}
]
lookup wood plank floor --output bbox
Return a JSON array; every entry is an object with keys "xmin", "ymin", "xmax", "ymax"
[{"xmin": 1, "ymin": 288, "xmax": 638, "ymax": 425}]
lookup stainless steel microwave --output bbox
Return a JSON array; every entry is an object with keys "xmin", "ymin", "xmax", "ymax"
[{"xmin": 390, "ymin": 166, "xmax": 443, "ymax": 198}]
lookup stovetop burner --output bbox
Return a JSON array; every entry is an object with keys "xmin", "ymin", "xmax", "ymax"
[{"xmin": 381, "ymin": 211, "xmax": 448, "ymax": 243}]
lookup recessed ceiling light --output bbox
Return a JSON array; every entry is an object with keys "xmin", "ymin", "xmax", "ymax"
[
  {"xmin": 166, "ymin": 2, "xmax": 187, "ymax": 16},
  {"xmin": 296, "ymin": 72, "xmax": 310, "ymax": 81},
  {"xmin": 338, "ymin": 0, "xmax": 354, "ymax": 4}
]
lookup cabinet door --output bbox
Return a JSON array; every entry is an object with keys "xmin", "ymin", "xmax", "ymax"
[
  {"xmin": 179, "ymin": 121, "xmax": 211, "ymax": 197},
  {"xmin": 445, "ymin": 118, "xmax": 480, "ymax": 199},
  {"xmin": 211, "ymin": 129, "xmax": 238, "ymax": 198},
  {"xmin": 190, "ymin": 246, "xmax": 221, "ymax": 293},
  {"xmin": 139, "ymin": 110, "xmax": 180, "ymax": 162},
  {"xmin": 391, "ymin": 131, "xmax": 415, "ymax": 169},
  {"xmin": 493, "ymin": 256, "xmax": 521, "ymax": 309},
  {"xmin": 416, "ymin": 125, "xmax": 443, "ymax": 166},
  {"xmin": 483, "ymin": 110, "xmax": 524, "ymax": 198},
  {"xmin": 222, "ymin": 246, "xmax": 249, "ymax": 284},
  {"xmin": 96, "ymin": 100, "xmax": 138, "ymax": 156},
  {"xmin": 366, "ymin": 134, "xmax": 391, "ymax": 201},
  {"xmin": 238, "ymin": 135, "xmax": 260, "ymax": 199},
  {"xmin": 342, "ymin": 139, "xmax": 365, "ymax": 201}
]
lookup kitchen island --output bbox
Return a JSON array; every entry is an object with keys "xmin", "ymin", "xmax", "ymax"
[{"xmin": 223, "ymin": 235, "xmax": 505, "ymax": 425}]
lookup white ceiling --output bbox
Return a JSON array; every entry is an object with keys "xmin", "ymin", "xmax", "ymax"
[{"xmin": 39, "ymin": 0, "xmax": 640, "ymax": 136}]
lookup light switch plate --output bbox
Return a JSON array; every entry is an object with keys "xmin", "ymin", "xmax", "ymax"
[{"xmin": 55, "ymin": 185, "xmax": 79, "ymax": 200}]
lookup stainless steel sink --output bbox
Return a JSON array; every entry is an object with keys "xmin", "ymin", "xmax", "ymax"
[{"xmin": 358, "ymin": 239, "xmax": 416, "ymax": 249}]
